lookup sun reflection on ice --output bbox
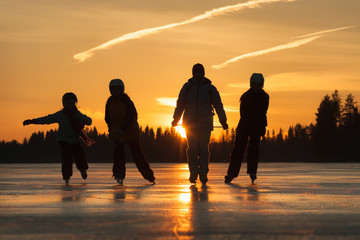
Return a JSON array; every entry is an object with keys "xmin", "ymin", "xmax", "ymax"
[{"xmin": 179, "ymin": 191, "xmax": 191, "ymax": 203}]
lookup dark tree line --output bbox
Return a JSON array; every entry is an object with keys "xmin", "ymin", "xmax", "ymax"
[
  {"xmin": 258, "ymin": 90, "xmax": 360, "ymax": 162},
  {"xmin": 1, "ymin": 90, "xmax": 359, "ymax": 163},
  {"xmin": 0, "ymin": 126, "xmax": 187, "ymax": 163}
]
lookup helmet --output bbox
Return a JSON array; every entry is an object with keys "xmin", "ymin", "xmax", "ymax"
[
  {"xmin": 62, "ymin": 92, "xmax": 77, "ymax": 106},
  {"xmin": 250, "ymin": 73, "xmax": 264, "ymax": 86},
  {"xmin": 109, "ymin": 79, "xmax": 125, "ymax": 93}
]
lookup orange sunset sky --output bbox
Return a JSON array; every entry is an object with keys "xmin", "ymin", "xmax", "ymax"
[{"xmin": 1, "ymin": 0, "xmax": 359, "ymax": 142}]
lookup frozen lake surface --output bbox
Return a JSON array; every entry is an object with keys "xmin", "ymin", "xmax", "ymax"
[{"xmin": 1, "ymin": 163, "xmax": 360, "ymax": 239}]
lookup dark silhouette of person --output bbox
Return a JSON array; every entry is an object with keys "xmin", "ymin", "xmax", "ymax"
[
  {"xmin": 105, "ymin": 79, "xmax": 156, "ymax": 185},
  {"xmin": 172, "ymin": 63, "xmax": 228, "ymax": 185},
  {"xmin": 225, "ymin": 73, "xmax": 269, "ymax": 184},
  {"xmin": 23, "ymin": 92, "xmax": 93, "ymax": 185}
]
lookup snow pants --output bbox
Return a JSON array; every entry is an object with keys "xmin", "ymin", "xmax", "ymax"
[
  {"xmin": 59, "ymin": 142, "xmax": 88, "ymax": 180},
  {"xmin": 226, "ymin": 131, "xmax": 261, "ymax": 178},
  {"xmin": 185, "ymin": 129, "xmax": 212, "ymax": 180},
  {"xmin": 113, "ymin": 141, "xmax": 155, "ymax": 182}
]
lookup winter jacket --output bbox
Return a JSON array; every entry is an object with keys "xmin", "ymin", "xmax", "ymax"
[
  {"xmin": 173, "ymin": 77, "xmax": 227, "ymax": 131},
  {"xmin": 33, "ymin": 110, "xmax": 92, "ymax": 144},
  {"xmin": 105, "ymin": 94, "xmax": 140, "ymax": 142},
  {"xmin": 237, "ymin": 88, "xmax": 269, "ymax": 136}
]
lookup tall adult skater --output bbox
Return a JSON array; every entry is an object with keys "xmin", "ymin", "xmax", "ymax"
[{"xmin": 172, "ymin": 63, "xmax": 228, "ymax": 185}]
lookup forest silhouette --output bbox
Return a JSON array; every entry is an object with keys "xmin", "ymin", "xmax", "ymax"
[{"xmin": 1, "ymin": 90, "xmax": 359, "ymax": 163}]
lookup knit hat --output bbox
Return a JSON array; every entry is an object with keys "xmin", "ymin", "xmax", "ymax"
[
  {"xmin": 250, "ymin": 73, "xmax": 264, "ymax": 85},
  {"xmin": 109, "ymin": 79, "xmax": 125, "ymax": 93},
  {"xmin": 62, "ymin": 92, "xmax": 77, "ymax": 106},
  {"xmin": 192, "ymin": 63, "xmax": 205, "ymax": 77}
]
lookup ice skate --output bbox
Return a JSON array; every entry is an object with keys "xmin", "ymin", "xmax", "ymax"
[
  {"xmin": 115, "ymin": 178, "xmax": 123, "ymax": 185},
  {"xmin": 148, "ymin": 177, "xmax": 156, "ymax": 184},
  {"xmin": 189, "ymin": 174, "xmax": 197, "ymax": 184},
  {"xmin": 189, "ymin": 178, "xmax": 196, "ymax": 184},
  {"xmin": 199, "ymin": 174, "xmax": 208, "ymax": 185},
  {"xmin": 81, "ymin": 170, "xmax": 87, "ymax": 180},
  {"xmin": 224, "ymin": 175, "xmax": 233, "ymax": 184},
  {"xmin": 64, "ymin": 178, "xmax": 70, "ymax": 185},
  {"xmin": 250, "ymin": 174, "xmax": 257, "ymax": 184}
]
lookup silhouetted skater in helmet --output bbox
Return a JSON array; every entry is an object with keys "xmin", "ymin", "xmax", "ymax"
[
  {"xmin": 23, "ymin": 92, "xmax": 94, "ymax": 185},
  {"xmin": 225, "ymin": 73, "xmax": 269, "ymax": 184},
  {"xmin": 172, "ymin": 63, "xmax": 228, "ymax": 185},
  {"xmin": 105, "ymin": 79, "xmax": 156, "ymax": 185}
]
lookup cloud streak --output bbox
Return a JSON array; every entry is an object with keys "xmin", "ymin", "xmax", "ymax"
[
  {"xmin": 156, "ymin": 97, "xmax": 177, "ymax": 107},
  {"xmin": 73, "ymin": 0, "xmax": 295, "ymax": 63},
  {"xmin": 293, "ymin": 26, "xmax": 356, "ymax": 39},
  {"xmin": 212, "ymin": 26, "xmax": 356, "ymax": 69},
  {"xmin": 212, "ymin": 36, "xmax": 321, "ymax": 69}
]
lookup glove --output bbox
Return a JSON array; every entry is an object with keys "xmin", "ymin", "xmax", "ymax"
[
  {"xmin": 23, "ymin": 119, "xmax": 35, "ymax": 126},
  {"xmin": 171, "ymin": 120, "xmax": 178, "ymax": 127},
  {"xmin": 221, "ymin": 121, "xmax": 229, "ymax": 130}
]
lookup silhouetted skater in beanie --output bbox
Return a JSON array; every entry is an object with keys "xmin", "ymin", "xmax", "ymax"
[
  {"xmin": 23, "ymin": 92, "xmax": 94, "ymax": 185},
  {"xmin": 172, "ymin": 63, "xmax": 228, "ymax": 185},
  {"xmin": 225, "ymin": 73, "xmax": 269, "ymax": 184},
  {"xmin": 105, "ymin": 79, "xmax": 155, "ymax": 185}
]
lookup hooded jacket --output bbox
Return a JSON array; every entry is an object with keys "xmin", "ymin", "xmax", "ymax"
[
  {"xmin": 105, "ymin": 94, "xmax": 140, "ymax": 142},
  {"xmin": 237, "ymin": 88, "xmax": 269, "ymax": 136},
  {"xmin": 173, "ymin": 77, "xmax": 227, "ymax": 131}
]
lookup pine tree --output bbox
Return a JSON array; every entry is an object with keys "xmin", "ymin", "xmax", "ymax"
[{"xmin": 342, "ymin": 93, "xmax": 357, "ymax": 127}]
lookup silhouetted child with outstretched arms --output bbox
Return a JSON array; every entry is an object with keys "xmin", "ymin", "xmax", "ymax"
[
  {"xmin": 23, "ymin": 92, "xmax": 94, "ymax": 185},
  {"xmin": 224, "ymin": 73, "xmax": 269, "ymax": 184},
  {"xmin": 105, "ymin": 79, "xmax": 155, "ymax": 185}
]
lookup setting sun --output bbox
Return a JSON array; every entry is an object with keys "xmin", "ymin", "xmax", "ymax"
[{"xmin": 175, "ymin": 126, "xmax": 187, "ymax": 139}]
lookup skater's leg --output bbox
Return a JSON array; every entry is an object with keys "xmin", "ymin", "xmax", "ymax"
[
  {"xmin": 185, "ymin": 130, "xmax": 199, "ymax": 182},
  {"xmin": 198, "ymin": 130, "xmax": 211, "ymax": 183},
  {"xmin": 226, "ymin": 131, "xmax": 248, "ymax": 179},
  {"xmin": 246, "ymin": 135, "xmax": 261, "ymax": 175},
  {"xmin": 72, "ymin": 143, "xmax": 88, "ymax": 179},
  {"xmin": 59, "ymin": 142, "xmax": 73, "ymax": 180},
  {"xmin": 113, "ymin": 141, "xmax": 126, "ymax": 180},
  {"xmin": 128, "ymin": 141, "xmax": 155, "ymax": 182},
  {"xmin": 72, "ymin": 143, "xmax": 88, "ymax": 172}
]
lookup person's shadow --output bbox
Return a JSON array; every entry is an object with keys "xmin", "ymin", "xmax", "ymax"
[
  {"xmin": 190, "ymin": 185, "xmax": 209, "ymax": 202},
  {"xmin": 61, "ymin": 183, "xmax": 87, "ymax": 202},
  {"xmin": 188, "ymin": 184, "xmax": 210, "ymax": 234},
  {"xmin": 227, "ymin": 182, "xmax": 259, "ymax": 201},
  {"xmin": 113, "ymin": 183, "xmax": 154, "ymax": 201}
]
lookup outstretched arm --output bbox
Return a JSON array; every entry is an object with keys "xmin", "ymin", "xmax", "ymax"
[
  {"xmin": 23, "ymin": 119, "xmax": 37, "ymax": 126},
  {"xmin": 77, "ymin": 112, "xmax": 92, "ymax": 126},
  {"xmin": 23, "ymin": 112, "xmax": 59, "ymax": 126}
]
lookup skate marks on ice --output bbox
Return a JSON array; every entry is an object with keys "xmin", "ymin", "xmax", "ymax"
[{"xmin": 0, "ymin": 163, "xmax": 360, "ymax": 239}]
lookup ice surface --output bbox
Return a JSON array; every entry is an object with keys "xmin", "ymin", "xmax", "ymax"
[{"xmin": 1, "ymin": 163, "xmax": 360, "ymax": 239}]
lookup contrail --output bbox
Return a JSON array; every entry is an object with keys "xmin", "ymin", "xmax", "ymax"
[
  {"xmin": 73, "ymin": 0, "xmax": 295, "ymax": 63},
  {"xmin": 212, "ymin": 25, "xmax": 356, "ymax": 69},
  {"xmin": 212, "ymin": 36, "xmax": 321, "ymax": 69},
  {"xmin": 293, "ymin": 25, "xmax": 356, "ymax": 39}
]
